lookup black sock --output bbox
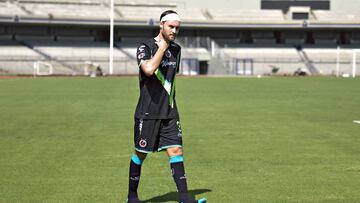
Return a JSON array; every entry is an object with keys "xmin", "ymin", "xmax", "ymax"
[
  {"xmin": 128, "ymin": 154, "xmax": 143, "ymax": 200},
  {"xmin": 169, "ymin": 155, "xmax": 193, "ymax": 203}
]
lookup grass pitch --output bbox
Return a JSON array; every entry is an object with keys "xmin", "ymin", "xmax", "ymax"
[{"xmin": 0, "ymin": 76, "xmax": 360, "ymax": 203}]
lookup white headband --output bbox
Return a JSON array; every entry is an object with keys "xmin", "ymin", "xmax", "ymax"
[{"xmin": 160, "ymin": 13, "xmax": 181, "ymax": 22}]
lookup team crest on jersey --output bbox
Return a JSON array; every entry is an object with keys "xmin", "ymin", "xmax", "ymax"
[
  {"xmin": 165, "ymin": 50, "xmax": 172, "ymax": 58},
  {"xmin": 139, "ymin": 139, "xmax": 147, "ymax": 148}
]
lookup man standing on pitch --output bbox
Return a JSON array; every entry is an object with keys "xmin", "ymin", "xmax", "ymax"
[{"xmin": 126, "ymin": 10, "xmax": 207, "ymax": 203}]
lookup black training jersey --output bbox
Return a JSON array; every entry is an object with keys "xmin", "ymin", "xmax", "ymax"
[{"xmin": 134, "ymin": 38, "xmax": 181, "ymax": 119}]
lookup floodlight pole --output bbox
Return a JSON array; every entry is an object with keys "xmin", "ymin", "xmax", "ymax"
[
  {"xmin": 109, "ymin": 0, "xmax": 114, "ymax": 75},
  {"xmin": 352, "ymin": 50, "xmax": 356, "ymax": 78},
  {"xmin": 336, "ymin": 45, "xmax": 340, "ymax": 77},
  {"xmin": 211, "ymin": 40, "xmax": 215, "ymax": 57}
]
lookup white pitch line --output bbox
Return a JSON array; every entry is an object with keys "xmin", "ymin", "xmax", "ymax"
[{"xmin": 353, "ymin": 120, "xmax": 360, "ymax": 124}]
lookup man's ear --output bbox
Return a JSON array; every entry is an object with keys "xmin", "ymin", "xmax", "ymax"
[{"xmin": 160, "ymin": 22, "xmax": 164, "ymax": 29}]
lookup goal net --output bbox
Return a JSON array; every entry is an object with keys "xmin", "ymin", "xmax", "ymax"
[
  {"xmin": 33, "ymin": 61, "xmax": 53, "ymax": 76},
  {"xmin": 336, "ymin": 48, "xmax": 360, "ymax": 78},
  {"xmin": 351, "ymin": 49, "xmax": 360, "ymax": 78}
]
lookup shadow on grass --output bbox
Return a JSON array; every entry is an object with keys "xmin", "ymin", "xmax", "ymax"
[{"xmin": 143, "ymin": 189, "xmax": 211, "ymax": 202}]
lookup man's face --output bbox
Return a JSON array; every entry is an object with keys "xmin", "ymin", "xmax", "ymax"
[{"xmin": 161, "ymin": 20, "xmax": 180, "ymax": 42}]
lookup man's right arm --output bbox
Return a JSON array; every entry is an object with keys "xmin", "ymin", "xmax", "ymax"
[{"xmin": 140, "ymin": 39, "xmax": 168, "ymax": 76}]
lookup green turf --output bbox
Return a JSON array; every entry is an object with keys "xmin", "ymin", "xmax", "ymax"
[{"xmin": 0, "ymin": 76, "xmax": 360, "ymax": 203}]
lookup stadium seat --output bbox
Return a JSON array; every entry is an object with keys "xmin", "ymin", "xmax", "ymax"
[
  {"xmin": 115, "ymin": 5, "xmax": 176, "ymax": 20},
  {"xmin": 177, "ymin": 8, "xmax": 208, "ymax": 21},
  {"xmin": 19, "ymin": 1, "xmax": 109, "ymax": 19},
  {"xmin": 182, "ymin": 48, "xmax": 211, "ymax": 61},
  {"xmin": 213, "ymin": 38, "xmax": 241, "ymax": 48},
  {"xmin": 0, "ymin": 1, "xmax": 27, "ymax": 16},
  {"xmin": 283, "ymin": 31, "xmax": 306, "ymax": 45},
  {"xmin": 351, "ymin": 32, "xmax": 360, "ymax": 45},
  {"xmin": 252, "ymin": 31, "xmax": 276, "ymax": 44},
  {"xmin": 313, "ymin": 31, "xmax": 338, "ymax": 45},
  {"xmin": 0, "ymin": 35, "xmax": 13, "ymax": 42},
  {"xmin": 15, "ymin": 35, "xmax": 55, "ymax": 42}
]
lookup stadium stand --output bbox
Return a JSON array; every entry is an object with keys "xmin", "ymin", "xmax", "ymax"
[
  {"xmin": 0, "ymin": 35, "xmax": 13, "ymax": 41},
  {"xmin": 351, "ymin": 32, "xmax": 360, "ymax": 45},
  {"xmin": 313, "ymin": 31, "xmax": 338, "ymax": 45},
  {"xmin": 0, "ymin": 1, "xmax": 27, "ymax": 16},
  {"xmin": 177, "ymin": 8, "xmax": 208, "ymax": 21},
  {"xmin": 26, "ymin": 41, "xmax": 136, "ymax": 75},
  {"xmin": 252, "ymin": 31, "xmax": 277, "ymax": 44},
  {"xmin": 182, "ymin": 47, "xmax": 211, "ymax": 61},
  {"xmin": 0, "ymin": 43, "xmax": 41, "ymax": 59},
  {"xmin": 283, "ymin": 31, "xmax": 306, "ymax": 45},
  {"xmin": 18, "ymin": 1, "xmax": 109, "ymax": 19},
  {"xmin": 115, "ymin": 5, "xmax": 176, "ymax": 20},
  {"xmin": 15, "ymin": 35, "xmax": 54, "ymax": 41},
  {"xmin": 0, "ymin": 0, "xmax": 359, "ymax": 76},
  {"xmin": 17, "ymin": 0, "xmax": 100, "ymax": 3},
  {"xmin": 218, "ymin": 47, "xmax": 299, "ymax": 74},
  {"xmin": 28, "ymin": 41, "xmax": 111, "ymax": 59},
  {"xmin": 211, "ymin": 46, "xmax": 356, "ymax": 76},
  {"xmin": 301, "ymin": 47, "xmax": 353, "ymax": 75},
  {"xmin": 0, "ymin": 42, "xmax": 43, "ymax": 75},
  {"xmin": 213, "ymin": 38, "xmax": 241, "ymax": 48},
  {"xmin": 207, "ymin": 9, "xmax": 284, "ymax": 22},
  {"xmin": 313, "ymin": 10, "xmax": 360, "ymax": 22}
]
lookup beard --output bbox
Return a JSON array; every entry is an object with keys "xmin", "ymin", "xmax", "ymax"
[{"xmin": 162, "ymin": 31, "xmax": 176, "ymax": 42}]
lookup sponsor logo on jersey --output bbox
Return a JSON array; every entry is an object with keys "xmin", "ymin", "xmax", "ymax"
[
  {"xmin": 139, "ymin": 139, "xmax": 147, "ymax": 148},
  {"xmin": 165, "ymin": 50, "xmax": 172, "ymax": 58},
  {"xmin": 161, "ymin": 59, "xmax": 177, "ymax": 68}
]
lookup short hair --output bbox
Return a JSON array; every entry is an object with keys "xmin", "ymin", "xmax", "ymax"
[{"xmin": 160, "ymin": 10, "xmax": 178, "ymax": 21}]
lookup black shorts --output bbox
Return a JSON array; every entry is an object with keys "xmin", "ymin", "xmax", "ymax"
[{"xmin": 134, "ymin": 118, "xmax": 183, "ymax": 153}]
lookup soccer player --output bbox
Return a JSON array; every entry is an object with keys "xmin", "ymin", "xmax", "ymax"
[{"xmin": 126, "ymin": 10, "xmax": 207, "ymax": 203}]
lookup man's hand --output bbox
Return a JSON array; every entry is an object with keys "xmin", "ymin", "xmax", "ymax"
[
  {"xmin": 140, "ymin": 39, "xmax": 169, "ymax": 76},
  {"xmin": 155, "ymin": 38, "xmax": 169, "ymax": 52}
]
